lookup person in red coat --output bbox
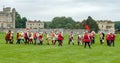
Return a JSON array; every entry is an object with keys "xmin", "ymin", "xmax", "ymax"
[
  {"xmin": 24, "ymin": 31, "xmax": 29, "ymax": 44},
  {"xmin": 39, "ymin": 32, "xmax": 43, "ymax": 45},
  {"xmin": 33, "ymin": 32, "xmax": 38, "ymax": 45},
  {"xmin": 110, "ymin": 32, "xmax": 115, "ymax": 46},
  {"xmin": 5, "ymin": 30, "xmax": 12, "ymax": 44},
  {"xmin": 51, "ymin": 31, "xmax": 55, "ymax": 45},
  {"xmin": 83, "ymin": 32, "xmax": 91, "ymax": 48},
  {"xmin": 58, "ymin": 32, "xmax": 63, "ymax": 46},
  {"xmin": 106, "ymin": 33, "xmax": 111, "ymax": 46}
]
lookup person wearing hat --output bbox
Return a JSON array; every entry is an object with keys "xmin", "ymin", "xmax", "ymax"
[
  {"xmin": 78, "ymin": 34, "xmax": 82, "ymax": 46},
  {"xmin": 5, "ymin": 30, "xmax": 12, "ymax": 44},
  {"xmin": 46, "ymin": 33, "xmax": 50, "ymax": 45},
  {"xmin": 29, "ymin": 32, "xmax": 33, "ymax": 44},
  {"xmin": 10, "ymin": 31, "xmax": 14, "ymax": 44},
  {"xmin": 51, "ymin": 31, "xmax": 55, "ymax": 45},
  {"xmin": 54, "ymin": 32, "xmax": 59, "ymax": 45},
  {"xmin": 16, "ymin": 31, "xmax": 21, "ymax": 44},
  {"xmin": 38, "ymin": 32, "xmax": 43, "ymax": 45},
  {"xmin": 91, "ymin": 31, "xmax": 95, "ymax": 44},
  {"xmin": 99, "ymin": 31, "xmax": 105, "ymax": 44},
  {"xmin": 33, "ymin": 31, "xmax": 38, "ymax": 45},
  {"xmin": 68, "ymin": 31, "xmax": 74, "ymax": 45},
  {"xmin": 58, "ymin": 32, "xmax": 64, "ymax": 46},
  {"xmin": 20, "ymin": 31, "xmax": 24, "ymax": 44}
]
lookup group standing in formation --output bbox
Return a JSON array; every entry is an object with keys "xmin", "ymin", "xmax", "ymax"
[
  {"xmin": 5, "ymin": 30, "xmax": 64, "ymax": 46},
  {"xmin": 5, "ymin": 29, "xmax": 115, "ymax": 48}
]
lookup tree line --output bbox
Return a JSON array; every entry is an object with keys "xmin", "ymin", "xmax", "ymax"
[
  {"xmin": 114, "ymin": 21, "xmax": 120, "ymax": 31},
  {"xmin": 44, "ymin": 16, "xmax": 99, "ymax": 32},
  {"xmin": 15, "ymin": 12, "xmax": 120, "ymax": 33},
  {"xmin": 15, "ymin": 12, "xmax": 27, "ymax": 28},
  {"xmin": 15, "ymin": 11, "xmax": 99, "ymax": 32}
]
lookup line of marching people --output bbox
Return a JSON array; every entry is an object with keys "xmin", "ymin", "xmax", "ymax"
[
  {"xmin": 67, "ymin": 31, "xmax": 115, "ymax": 48},
  {"xmin": 99, "ymin": 32, "xmax": 115, "ymax": 47},
  {"xmin": 45, "ymin": 31, "xmax": 64, "ymax": 46},
  {"xmin": 68, "ymin": 31, "xmax": 95, "ymax": 48},
  {"xmin": 5, "ymin": 30, "xmax": 64, "ymax": 46},
  {"xmin": 5, "ymin": 30, "xmax": 115, "ymax": 48}
]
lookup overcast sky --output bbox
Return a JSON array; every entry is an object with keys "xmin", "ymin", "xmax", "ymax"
[{"xmin": 0, "ymin": 0, "xmax": 120, "ymax": 21}]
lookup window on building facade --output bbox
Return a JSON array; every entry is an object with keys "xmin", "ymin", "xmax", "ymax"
[
  {"xmin": 7, "ymin": 24, "xmax": 11, "ymax": 28},
  {"xmin": 0, "ymin": 17, "xmax": 4, "ymax": 21},
  {"xmin": 30, "ymin": 24, "xmax": 32, "ymax": 26},
  {"xmin": 1, "ymin": 23, "xmax": 3, "ymax": 28},
  {"xmin": 7, "ymin": 14, "xmax": 12, "ymax": 22},
  {"xmin": 34, "ymin": 28, "xmax": 37, "ymax": 29},
  {"xmin": 102, "ymin": 25, "xmax": 103, "ymax": 28},
  {"xmin": 106, "ymin": 26, "xmax": 112, "ymax": 29},
  {"xmin": 30, "ymin": 27, "xmax": 32, "ymax": 29}
]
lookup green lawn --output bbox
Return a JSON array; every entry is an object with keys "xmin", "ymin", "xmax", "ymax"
[{"xmin": 0, "ymin": 33, "xmax": 120, "ymax": 63}]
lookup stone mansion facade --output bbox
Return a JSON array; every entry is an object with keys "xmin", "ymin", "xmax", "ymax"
[
  {"xmin": 26, "ymin": 20, "xmax": 44, "ymax": 29},
  {"xmin": 0, "ymin": 7, "xmax": 16, "ymax": 29},
  {"xmin": 97, "ymin": 20, "xmax": 115, "ymax": 33}
]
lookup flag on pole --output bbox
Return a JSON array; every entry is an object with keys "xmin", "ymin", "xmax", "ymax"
[{"xmin": 85, "ymin": 24, "xmax": 90, "ymax": 33}]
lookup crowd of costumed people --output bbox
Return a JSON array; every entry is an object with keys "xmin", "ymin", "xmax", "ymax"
[{"xmin": 5, "ymin": 28, "xmax": 115, "ymax": 48}]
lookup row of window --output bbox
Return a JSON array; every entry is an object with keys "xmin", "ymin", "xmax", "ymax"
[
  {"xmin": 101, "ymin": 25, "xmax": 113, "ymax": 28},
  {"xmin": 27, "ymin": 23, "xmax": 44, "ymax": 26},
  {"xmin": 30, "ymin": 27, "xmax": 43, "ymax": 29},
  {"xmin": 0, "ymin": 15, "xmax": 12, "ymax": 21},
  {"xmin": 0, "ymin": 23, "xmax": 12, "ymax": 28}
]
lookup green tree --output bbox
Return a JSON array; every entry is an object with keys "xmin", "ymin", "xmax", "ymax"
[
  {"xmin": 15, "ymin": 12, "xmax": 21, "ymax": 28},
  {"xmin": 75, "ymin": 23, "xmax": 80, "ymax": 29},
  {"xmin": 65, "ymin": 23, "xmax": 73, "ymax": 29},
  {"xmin": 81, "ymin": 16, "xmax": 99, "ymax": 32},
  {"xmin": 114, "ymin": 21, "xmax": 120, "ymax": 30},
  {"xmin": 21, "ymin": 17, "xmax": 27, "ymax": 28},
  {"xmin": 44, "ymin": 21, "xmax": 52, "ymax": 29},
  {"xmin": 74, "ymin": 22, "xmax": 81, "ymax": 29},
  {"xmin": 80, "ymin": 20, "xmax": 86, "ymax": 29},
  {"xmin": 51, "ymin": 16, "xmax": 76, "ymax": 29},
  {"xmin": 15, "ymin": 12, "xmax": 27, "ymax": 28}
]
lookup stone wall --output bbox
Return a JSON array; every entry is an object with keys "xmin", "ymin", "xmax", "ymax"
[{"xmin": 0, "ymin": 28, "xmax": 85, "ymax": 34}]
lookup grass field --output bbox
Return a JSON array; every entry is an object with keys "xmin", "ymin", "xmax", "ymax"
[{"xmin": 0, "ymin": 33, "xmax": 120, "ymax": 63}]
